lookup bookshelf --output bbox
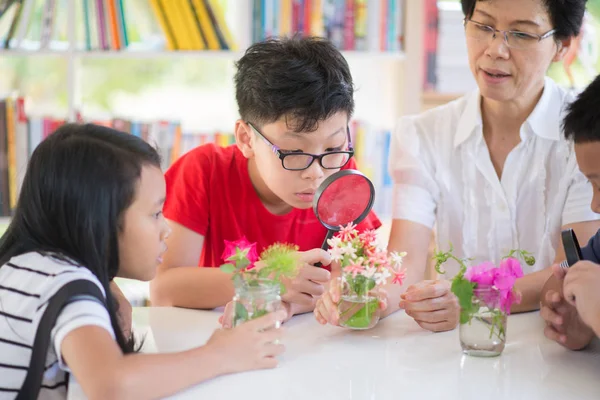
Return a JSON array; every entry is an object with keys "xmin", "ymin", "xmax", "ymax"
[
  {"xmin": 0, "ymin": 0, "xmax": 424, "ymax": 122},
  {"xmin": 1, "ymin": 49, "xmax": 407, "ymax": 60},
  {"xmin": 0, "ymin": 1, "xmax": 426, "ymax": 302}
]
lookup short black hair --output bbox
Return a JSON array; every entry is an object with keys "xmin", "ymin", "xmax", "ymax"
[
  {"xmin": 461, "ymin": 0, "xmax": 587, "ymax": 39},
  {"xmin": 563, "ymin": 75, "xmax": 600, "ymax": 143},
  {"xmin": 234, "ymin": 35, "xmax": 354, "ymax": 132}
]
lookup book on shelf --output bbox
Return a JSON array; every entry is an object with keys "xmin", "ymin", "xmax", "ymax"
[
  {"xmin": 254, "ymin": 0, "xmax": 404, "ymax": 52},
  {"xmin": 422, "ymin": 0, "xmax": 475, "ymax": 95},
  {"xmin": 0, "ymin": 99, "xmax": 394, "ymax": 218},
  {"xmin": 435, "ymin": 0, "xmax": 475, "ymax": 94},
  {"xmin": 351, "ymin": 120, "xmax": 393, "ymax": 218},
  {"xmin": 0, "ymin": 96, "xmax": 31, "ymax": 217},
  {"xmin": 422, "ymin": 0, "xmax": 438, "ymax": 91},
  {"xmin": 0, "ymin": 0, "xmax": 404, "ymax": 53},
  {"xmin": 0, "ymin": 0, "xmax": 235, "ymax": 52}
]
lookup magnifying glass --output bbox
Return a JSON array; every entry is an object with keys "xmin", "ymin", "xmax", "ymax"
[
  {"xmin": 560, "ymin": 228, "xmax": 583, "ymax": 270},
  {"xmin": 312, "ymin": 169, "xmax": 375, "ymax": 266}
]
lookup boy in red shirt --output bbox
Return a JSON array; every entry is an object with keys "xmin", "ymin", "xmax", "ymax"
[{"xmin": 150, "ymin": 37, "xmax": 381, "ymax": 318}]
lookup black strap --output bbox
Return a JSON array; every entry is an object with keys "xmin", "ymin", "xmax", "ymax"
[{"xmin": 17, "ymin": 279, "xmax": 106, "ymax": 400}]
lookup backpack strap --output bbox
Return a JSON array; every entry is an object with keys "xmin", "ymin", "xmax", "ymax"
[{"xmin": 17, "ymin": 279, "xmax": 106, "ymax": 400}]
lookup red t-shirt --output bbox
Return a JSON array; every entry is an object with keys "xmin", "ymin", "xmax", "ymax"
[{"xmin": 163, "ymin": 144, "xmax": 382, "ymax": 267}]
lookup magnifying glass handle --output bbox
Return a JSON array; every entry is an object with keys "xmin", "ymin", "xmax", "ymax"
[{"xmin": 315, "ymin": 230, "xmax": 335, "ymax": 268}]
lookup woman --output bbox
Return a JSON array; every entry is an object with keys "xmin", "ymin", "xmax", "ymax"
[{"xmin": 314, "ymin": 0, "xmax": 600, "ymax": 332}]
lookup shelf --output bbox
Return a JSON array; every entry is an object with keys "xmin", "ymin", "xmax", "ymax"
[{"xmin": 0, "ymin": 49, "xmax": 406, "ymax": 61}]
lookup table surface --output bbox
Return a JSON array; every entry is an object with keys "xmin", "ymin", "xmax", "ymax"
[{"xmin": 68, "ymin": 307, "xmax": 600, "ymax": 400}]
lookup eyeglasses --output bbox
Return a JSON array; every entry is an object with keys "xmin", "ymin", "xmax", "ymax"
[
  {"xmin": 247, "ymin": 122, "xmax": 354, "ymax": 171},
  {"xmin": 464, "ymin": 19, "xmax": 556, "ymax": 50}
]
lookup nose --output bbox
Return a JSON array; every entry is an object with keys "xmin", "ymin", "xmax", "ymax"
[
  {"xmin": 161, "ymin": 220, "xmax": 172, "ymax": 241},
  {"xmin": 484, "ymin": 31, "xmax": 510, "ymax": 59},
  {"xmin": 301, "ymin": 158, "xmax": 325, "ymax": 181}
]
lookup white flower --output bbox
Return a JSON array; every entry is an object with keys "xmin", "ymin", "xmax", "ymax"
[
  {"xmin": 375, "ymin": 269, "xmax": 392, "ymax": 286},
  {"xmin": 340, "ymin": 242, "xmax": 357, "ymax": 259},
  {"xmin": 390, "ymin": 251, "xmax": 407, "ymax": 268},
  {"xmin": 328, "ymin": 245, "xmax": 345, "ymax": 263},
  {"xmin": 364, "ymin": 266, "xmax": 377, "ymax": 278},
  {"xmin": 327, "ymin": 236, "xmax": 342, "ymax": 248}
]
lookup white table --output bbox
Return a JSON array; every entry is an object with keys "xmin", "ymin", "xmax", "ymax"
[{"xmin": 69, "ymin": 307, "xmax": 600, "ymax": 400}]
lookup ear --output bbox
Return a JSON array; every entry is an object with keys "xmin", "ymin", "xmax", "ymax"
[
  {"xmin": 234, "ymin": 120, "xmax": 255, "ymax": 159},
  {"xmin": 553, "ymin": 36, "xmax": 574, "ymax": 62}
]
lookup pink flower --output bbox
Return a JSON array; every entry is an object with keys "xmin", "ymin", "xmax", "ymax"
[
  {"xmin": 474, "ymin": 287, "xmax": 499, "ymax": 309},
  {"xmin": 499, "ymin": 289, "xmax": 521, "ymax": 314},
  {"xmin": 499, "ymin": 257, "xmax": 524, "ymax": 279},
  {"xmin": 358, "ymin": 230, "xmax": 378, "ymax": 247},
  {"xmin": 221, "ymin": 237, "xmax": 259, "ymax": 265},
  {"xmin": 465, "ymin": 262, "xmax": 496, "ymax": 286},
  {"xmin": 391, "ymin": 269, "xmax": 406, "ymax": 285},
  {"xmin": 344, "ymin": 263, "xmax": 365, "ymax": 278},
  {"xmin": 338, "ymin": 223, "xmax": 358, "ymax": 242},
  {"xmin": 492, "ymin": 269, "xmax": 516, "ymax": 291},
  {"xmin": 367, "ymin": 250, "xmax": 389, "ymax": 268}
]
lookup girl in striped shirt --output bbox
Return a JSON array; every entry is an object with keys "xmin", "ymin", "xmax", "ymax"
[{"xmin": 0, "ymin": 124, "xmax": 285, "ymax": 399}]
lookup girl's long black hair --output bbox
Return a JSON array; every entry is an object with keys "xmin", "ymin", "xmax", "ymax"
[{"xmin": 0, "ymin": 123, "xmax": 161, "ymax": 353}]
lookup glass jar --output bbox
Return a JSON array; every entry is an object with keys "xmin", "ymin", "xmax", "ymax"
[
  {"xmin": 459, "ymin": 287, "xmax": 508, "ymax": 357},
  {"xmin": 338, "ymin": 276, "xmax": 381, "ymax": 330},
  {"xmin": 230, "ymin": 279, "xmax": 282, "ymax": 328}
]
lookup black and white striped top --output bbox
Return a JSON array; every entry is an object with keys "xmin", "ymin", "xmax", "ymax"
[{"xmin": 0, "ymin": 252, "xmax": 114, "ymax": 399}]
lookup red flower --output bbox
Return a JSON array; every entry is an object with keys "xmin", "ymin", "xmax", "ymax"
[
  {"xmin": 392, "ymin": 269, "xmax": 406, "ymax": 285},
  {"xmin": 221, "ymin": 237, "xmax": 259, "ymax": 265}
]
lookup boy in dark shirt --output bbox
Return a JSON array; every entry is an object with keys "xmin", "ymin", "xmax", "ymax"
[{"xmin": 541, "ymin": 75, "xmax": 600, "ymax": 349}]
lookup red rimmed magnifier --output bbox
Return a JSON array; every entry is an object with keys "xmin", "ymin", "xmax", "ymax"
[{"xmin": 312, "ymin": 169, "xmax": 375, "ymax": 266}]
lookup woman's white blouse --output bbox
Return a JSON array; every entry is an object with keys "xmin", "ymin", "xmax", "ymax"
[{"xmin": 390, "ymin": 77, "xmax": 599, "ymax": 277}]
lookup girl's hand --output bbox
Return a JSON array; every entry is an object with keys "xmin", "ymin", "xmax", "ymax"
[
  {"xmin": 207, "ymin": 310, "xmax": 287, "ymax": 374},
  {"xmin": 219, "ymin": 301, "xmax": 292, "ymax": 328}
]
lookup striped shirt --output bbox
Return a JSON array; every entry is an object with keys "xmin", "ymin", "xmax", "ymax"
[{"xmin": 0, "ymin": 252, "xmax": 114, "ymax": 399}]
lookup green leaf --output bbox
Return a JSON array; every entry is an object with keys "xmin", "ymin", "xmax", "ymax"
[
  {"xmin": 451, "ymin": 277, "xmax": 475, "ymax": 312},
  {"xmin": 258, "ymin": 268, "xmax": 272, "ymax": 279},
  {"xmin": 252, "ymin": 308, "xmax": 269, "ymax": 319},
  {"xmin": 352, "ymin": 275, "xmax": 367, "ymax": 296},
  {"xmin": 366, "ymin": 278, "xmax": 376, "ymax": 291},
  {"xmin": 235, "ymin": 258, "xmax": 250, "ymax": 271},
  {"xmin": 234, "ymin": 302, "xmax": 249, "ymax": 324},
  {"xmin": 232, "ymin": 274, "xmax": 244, "ymax": 288},
  {"xmin": 219, "ymin": 263, "xmax": 236, "ymax": 274},
  {"xmin": 459, "ymin": 309, "xmax": 473, "ymax": 324}
]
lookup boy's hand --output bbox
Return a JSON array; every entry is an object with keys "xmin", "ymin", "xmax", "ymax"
[
  {"xmin": 563, "ymin": 261, "xmax": 600, "ymax": 337},
  {"xmin": 314, "ymin": 278, "xmax": 388, "ymax": 326},
  {"xmin": 281, "ymin": 249, "xmax": 332, "ymax": 311},
  {"xmin": 540, "ymin": 264, "xmax": 595, "ymax": 350},
  {"xmin": 399, "ymin": 280, "xmax": 459, "ymax": 332}
]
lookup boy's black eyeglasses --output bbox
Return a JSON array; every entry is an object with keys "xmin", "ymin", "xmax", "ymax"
[{"xmin": 247, "ymin": 122, "xmax": 355, "ymax": 171}]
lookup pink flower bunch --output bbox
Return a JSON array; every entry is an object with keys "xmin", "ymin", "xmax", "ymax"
[
  {"xmin": 221, "ymin": 237, "xmax": 258, "ymax": 270},
  {"xmin": 327, "ymin": 223, "xmax": 407, "ymax": 287},
  {"xmin": 465, "ymin": 257, "xmax": 524, "ymax": 313}
]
